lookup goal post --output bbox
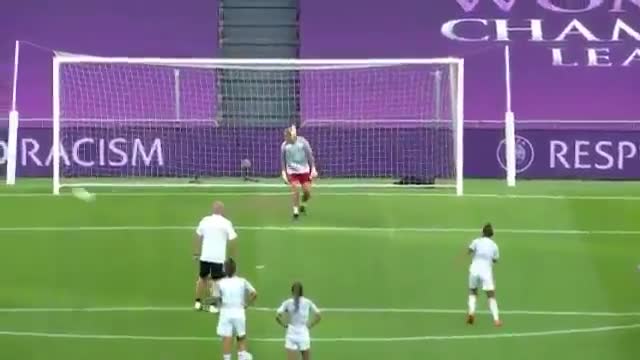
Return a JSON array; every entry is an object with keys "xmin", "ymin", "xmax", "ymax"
[{"xmin": 52, "ymin": 55, "xmax": 464, "ymax": 195}]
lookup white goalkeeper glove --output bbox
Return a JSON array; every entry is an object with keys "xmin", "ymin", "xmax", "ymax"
[
  {"xmin": 310, "ymin": 168, "xmax": 318, "ymax": 179},
  {"xmin": 281, "ymin": 170, "xmax": 289, "ymax": 184}
]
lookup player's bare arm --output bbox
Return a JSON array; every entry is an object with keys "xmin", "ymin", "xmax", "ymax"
[
  {"xmin": 301, "ymin": 138, "xmax": 317, "ymax": 178},
  {"xmin": 280, "ymin": 143, "xmax": 289, "ymax": 184},
  {"xmin": 193, "ymin": 234, "xmax": 203, "ymax": 259},
  {"xmin": 246, "ymin": 288, "xmax": 257, "ymax": 308},
  {"xmin": 227, "ymin": 238, "xmax": 237, "ymax": 259},
  {"xmin": 276, "ymin": 312, "xmax": 288, "ymax": 328},
  {"xmin": 308, "ymin": 312, "xmax": 322, "ymax": 329},
  {"xmin": 212, "ymin": 282, "xmax": 222, "ymax": 307},
  {"xmin": 460, "ymin": 242, "xmax": 475, "ymax": 263}
]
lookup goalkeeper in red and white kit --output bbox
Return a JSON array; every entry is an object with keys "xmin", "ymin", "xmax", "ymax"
[{"xmin": 281, "ymin": 126, "xmax": 317, "ymax": 220}]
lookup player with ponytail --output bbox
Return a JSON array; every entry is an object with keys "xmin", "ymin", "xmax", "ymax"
[
  {"xmin": 293, "ymin": 282, "xmax": 302, "ymax": 312},
  {"xmin": 276, "ymin": 282, "xmax": 321, "ymax": 360}
]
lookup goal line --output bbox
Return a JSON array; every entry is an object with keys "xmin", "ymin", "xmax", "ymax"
[{"xmin": 58, "ymin": 177, "xmax": 456, "ymax": 189}]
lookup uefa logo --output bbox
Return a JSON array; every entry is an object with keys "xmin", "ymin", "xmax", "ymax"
[{"xmin": 496, "ymin": 135, "xmax": 535, "ymax": 173}]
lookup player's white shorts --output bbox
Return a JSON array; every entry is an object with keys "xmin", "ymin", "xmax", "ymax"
[
  {"xmin": 285, "ymin": 334, "xmax": 311, "ymax": 351},
  {"xmin": 217, "ymin": 314, "xmax": 246, "ymax": 337},
  {"xmin": 468, "ymin": 271, "xmax": 495, "ymax": 291},
  {"xmin": 284, "ymin": 327, "xmax": 311, "ymax": 351}
]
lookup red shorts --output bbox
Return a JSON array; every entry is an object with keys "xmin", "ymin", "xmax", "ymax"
[{"xmin": 288, "ymin": 172, "xmax": 312, "ymax": 185}]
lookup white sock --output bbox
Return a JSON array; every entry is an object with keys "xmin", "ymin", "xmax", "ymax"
[
  {"xmin": 489, "ymin": 298, "xmax": 500, "ymax": 321},
  {"xmin": 293, "ymin": 206, "xmax": 299, "ymax": 214},
  {"xmin": 223, "ymin": 354, "xmax": 231, "ymax": 360},
  {"xmin": 468, "ymin": 295, "xmax": 477, "ymax": 315},
  {"xmin": 238, "ymin": 351, "xmax": 250, "ymax": 360}
]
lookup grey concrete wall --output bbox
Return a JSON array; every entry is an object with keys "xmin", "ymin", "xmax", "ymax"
[{"xmin": 218, "ymin": 0, "xmax": 299, "ymax": 126}]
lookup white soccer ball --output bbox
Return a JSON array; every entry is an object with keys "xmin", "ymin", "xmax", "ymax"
[{"xmin": 71, "ymin": 187, "xmax": 96, "ymax": 202}]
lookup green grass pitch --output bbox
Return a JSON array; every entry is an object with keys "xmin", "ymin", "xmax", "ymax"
[{"xmin": 1, "ymin": 179, "xmax": 640, "ymax": 359}]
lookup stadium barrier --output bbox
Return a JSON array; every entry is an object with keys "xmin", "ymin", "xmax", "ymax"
[{"xmin": 1, "ymin": 120, "xmax": 639, "ymax": 180}]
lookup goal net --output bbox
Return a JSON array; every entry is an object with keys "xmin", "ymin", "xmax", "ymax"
[{"xmin": 52, "ymin": 56, "xmax": 464, "ymax": 195}]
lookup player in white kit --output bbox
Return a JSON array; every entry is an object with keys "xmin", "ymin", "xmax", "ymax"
[
  {"xmin": 466, "ymin": 223, "xmax": 502, "ymax": 327},
  {"xmin": 213, "ymin": 258, "xmax": 257, "ymax": 360},
  {"xmin": 276, "ymin": 282, "xmax": 322, "ymax": 360},
  {"xmin": 193, "ymin": 201, "xmax": 238, "ymax": 314}
]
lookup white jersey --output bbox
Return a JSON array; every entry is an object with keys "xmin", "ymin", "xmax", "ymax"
[
  {"xmin": 196, "ymin": 214, "xmax": 237, "ymax": 263},
  {"xmin": 468, "ymin": 236, "xmax": 499, "ymax": 275},
  {"xmin": 217, "ymin": 276, "xmax": 256, "ymax": 318},
  {"xmin": 277, "ymin": 296, "xmax": 319, "ymax": 351},
  {"xmin": 277, "ymin": 297, "xmax": 320, "ymax": 330}
]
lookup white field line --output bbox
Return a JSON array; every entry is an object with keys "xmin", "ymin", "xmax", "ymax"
[
  {"xmin": 0, "ymin": 225, "xmax": 639, "ymax": 236},
  {"xmin": 2, "ymin": 191, "xmax": 640, "ymax": 201},
  {"xmin": 1, "ymin": 306, "xmax": 639, "ymax": 342},
  {"xmin": 0, "ymin": 306, "xmax": 639, "ymax": 317},
  {"xmin": 0, "ymin": 323, "xmax": 639, "ymax": 342}
]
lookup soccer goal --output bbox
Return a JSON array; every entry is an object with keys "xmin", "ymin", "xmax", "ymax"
[{"xmin": 52, "ymin": 55, "xmax": 464, "ymax": 195}]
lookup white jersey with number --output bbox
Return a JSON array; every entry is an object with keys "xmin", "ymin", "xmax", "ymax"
[
  {"xmin": 196, "ymin": 214, "xmax": 237, "ymax": 264},
  {"xmin": 277, "ymin": 297, "xmax": 320, "ymax": 351},
  {"xmin": 468, "ymin": 237, "xmax": 499, "ymax": 291}
]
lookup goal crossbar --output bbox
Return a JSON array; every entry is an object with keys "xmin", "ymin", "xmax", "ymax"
[{"xmin": 54, "ymin": 54, "xmax": 463, "ymax": 66}]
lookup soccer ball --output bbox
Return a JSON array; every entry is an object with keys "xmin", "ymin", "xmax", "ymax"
[
  {"xmin": 241, "ymin": 159, "xmax": 252, "ymax": 169},
  {"xmin": 71, "ymin": 187, "xmax": 96, "ymax": 202}
]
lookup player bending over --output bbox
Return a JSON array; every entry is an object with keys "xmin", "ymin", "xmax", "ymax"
[
  {"xmin": 281, "ymin": 125, "xmax": 317, "ymax": 220},
  {"xmin": 276, "ymin": 282, "xmax": 322, "ymax": 360},
  {"xmin": 213, "ymin": 258, "xmax": 257, "ymax": 360},
  {"xmin": 467, "ymin": 223, "xmax": 502, "ymax": 327}
]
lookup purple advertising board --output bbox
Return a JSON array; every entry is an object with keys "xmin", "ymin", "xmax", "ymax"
[
  {"xmin": 2, "ymin": 125, "xmax": 640, "ymax": 180},
  {"xmin": 301, "ymin": 0, "xmax": 640, "ymax": 121},
  {"xmin": 2, "ymin": 0, "xmax": 639, "ymax": 121}
]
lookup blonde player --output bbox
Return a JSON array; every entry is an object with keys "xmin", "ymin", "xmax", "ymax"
[
  {"xmin": 213, "ymin": 258, "xmax": 257, "ymax": 360},
  {"xmin": 276, "ymin": 282, "xmax": 321, "ymax": 360},
  {"xmin": 466, "ymin": 223, "xmax": 502, "ymax": 327},
  {"xmin": 281, "ymin": 126, "xmax": 317, "ymax": 220}
]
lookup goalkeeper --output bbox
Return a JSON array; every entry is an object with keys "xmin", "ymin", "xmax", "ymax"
[{"xmin": 281, "ymin": 125, "xmax": 317, "ymax": 220}]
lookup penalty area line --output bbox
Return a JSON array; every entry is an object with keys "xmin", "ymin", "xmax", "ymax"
[
  {"xmin": 0, "ymin": 306, "xmax": 639, "ymax": 317},
  {"xmin": 0, "ymin": 225, "xmax": 639, "ymax": 235},
  {"xmin": 0, "ymin": 191, "xmax": 640, "ymax": 201},
  {"xmin": 0, "ymin": 323, "xmax": 639, "ymax": 342}
]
